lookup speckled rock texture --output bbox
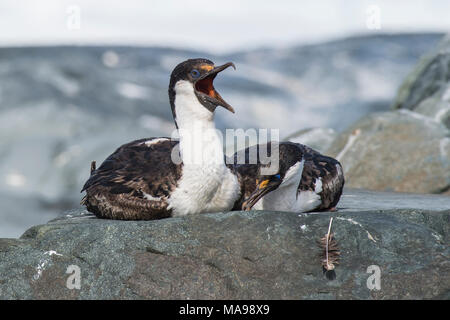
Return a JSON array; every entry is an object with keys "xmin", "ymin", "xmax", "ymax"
[{"xmin": 0, "ymin": 189, "xmax": 449, "ymax": 300}]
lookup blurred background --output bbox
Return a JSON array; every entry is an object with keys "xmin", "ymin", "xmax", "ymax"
[{"xmin": 1, "ymin": 0, "xmax": 449, "ymax": 237}]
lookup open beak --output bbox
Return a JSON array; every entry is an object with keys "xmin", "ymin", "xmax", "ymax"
[
  {"xmin": 242, "ymin": 179, "xmax": 280, "ymax": 211},
  {"xmin": 194, "ymin": 62, "xmax": 236, "ymax": 113}
]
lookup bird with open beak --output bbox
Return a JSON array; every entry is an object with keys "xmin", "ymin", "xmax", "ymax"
[{"xmin": 82, "ymin": 58, "xmax": 242, "ymax": 220}]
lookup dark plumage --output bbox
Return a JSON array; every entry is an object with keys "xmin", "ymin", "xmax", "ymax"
[
  {"xmin": 81, "ymin": 138, "xmax": 181, "ymax": 219},
  {"xmin": 300, "ymin": 148, "xmax": 344, "ymax": 211}
]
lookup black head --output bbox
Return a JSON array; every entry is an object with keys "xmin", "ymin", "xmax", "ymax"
[
  {"xmin": 168, "ymin": 58, "xmax": 235, "ymax": 125},
  {"xmin": 242, "ymin": 142, "xmax": 304, "ymax": 210}
]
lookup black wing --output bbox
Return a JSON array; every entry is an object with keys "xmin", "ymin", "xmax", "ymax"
[
  {"xmin": 81, "ymin": 138, "xmax": 183, "ymax": 220},
  {"xmin": 300, "ymin": 147, "xmax": 345, "ymax": 211}
]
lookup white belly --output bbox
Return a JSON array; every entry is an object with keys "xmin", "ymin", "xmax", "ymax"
[{"xmin": 254, "ymin": 187, "xmax": 321, "ymax": 213}]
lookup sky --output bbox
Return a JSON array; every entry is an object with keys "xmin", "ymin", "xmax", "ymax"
[{"xmin": 0, "ymin": 0, "xmax": 449, "ymax": 53}]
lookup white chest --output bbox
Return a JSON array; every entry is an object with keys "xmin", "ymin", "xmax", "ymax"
[{"xmin": 168, "ymin": 163, "xmax": 240, "ymax": 216}]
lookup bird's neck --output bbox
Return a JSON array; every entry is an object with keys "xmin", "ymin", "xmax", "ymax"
[
  {"xmin": 166, "ymin": 80, "xmax": 240, "ymax": 216},
  {"xmin": 173, "ymin": 81, "xmax": 224, "ymax": 167}
]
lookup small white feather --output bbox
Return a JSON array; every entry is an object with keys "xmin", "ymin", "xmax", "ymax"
[{"xmin": 142, "ymin": 138, "xmax": 169, "ymax": 146}]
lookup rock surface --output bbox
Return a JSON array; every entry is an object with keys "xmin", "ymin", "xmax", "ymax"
[
  {"xmin": 326, "ymin": 110, "xmax": 450, "ymax": 194},
  {"xmin": 392, "ymin": 34, "xmax": 450, "ymax": 129},
  {"xmin": 325, "ymin": 35, "xmax": 450, "ymax": 195},
  {"xmin": 283, "ymin": 127, "xmax": 337, "ymax": 154},
  {"xmin": 0, "ymin": 189, "xmax": 449, "ymax": 300}
]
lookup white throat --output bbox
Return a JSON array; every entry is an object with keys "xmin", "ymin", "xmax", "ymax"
[
  {"xmin": 168, "ymin": 80, "xmax": 240, "ymax": 216},
  {"xmin": 173, "ymin": 80, "xmax": 224, "ymax": 166}
]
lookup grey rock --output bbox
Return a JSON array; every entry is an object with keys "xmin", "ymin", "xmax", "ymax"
[
  {"xmin": 0, "ymin": 189, "xmax": 449, "ymax": 300},
  {"xmin": 326, "ymin": 35, "xmax": 450, "ymax": 194},
  {"xmin": 283, "ymin": 127, "xmax": 337, "ymax": 154},
  {"xmin": 326, "ymin": 110, "xmax": 450, "ymax": 194},
  {"xmin": 392, "ymin": 34, "xmax": 450, "ymax": 128}
]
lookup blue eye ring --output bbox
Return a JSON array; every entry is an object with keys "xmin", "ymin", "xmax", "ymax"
[
  {"xmin": 274, "ymin": 174, "xmax": 281, "ymax": 180},
  {"xmin": 190, "ymin": 69, "xmax": 200, "ymax": 78}
]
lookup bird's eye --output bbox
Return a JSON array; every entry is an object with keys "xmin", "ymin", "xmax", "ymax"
[
  {"xmin": 274, "ymin": 174, "xmax": 281, "ymax": 180},
  {"xmin": 190, "ymin": 69, "xmax": 200, "ymax": 78}
]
